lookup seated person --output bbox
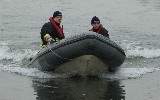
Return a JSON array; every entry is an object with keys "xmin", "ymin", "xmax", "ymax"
[
  {"xmin": 40, "ymin": 11, "xmax": 65, "ymax": 48},
  {"xmin": 89, "ymin": 16, "xmax": 109, "ymax": 38}
]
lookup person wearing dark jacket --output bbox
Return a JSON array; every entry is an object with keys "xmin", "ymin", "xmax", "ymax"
[
  {"xmin": 40, "ymin": 11, "xmax": 65, "ymax": 48},
  {"xmin": 89, "ymin": 16, "xmax": 109, "ymax": 38}
]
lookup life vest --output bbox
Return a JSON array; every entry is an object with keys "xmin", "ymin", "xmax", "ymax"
[
  {"xmin": 49, "ymin": 17, "xmax": 64, "ymax": 38},
  {"xmin": 90, "ymin": 24, "xmax": 103, "ymax": 34}
]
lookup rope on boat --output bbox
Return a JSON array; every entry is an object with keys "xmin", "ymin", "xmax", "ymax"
[{"xmin": 47, "ymin": 42, "xmax": 72, "ymax": 61}]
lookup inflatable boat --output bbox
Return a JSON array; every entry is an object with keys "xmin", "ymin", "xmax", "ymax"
[{"xmin": 28, "ymin": 32, "xmax": 126, "ymax": 76}]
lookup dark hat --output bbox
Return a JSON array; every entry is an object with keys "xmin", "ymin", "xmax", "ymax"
[
  {"xmin": 53, "ymin": 11, "xmax": 62, "ymax": 18},
  {"xmin": 91, "ymin": 16, "xmax": 100, "ymax": 24}
]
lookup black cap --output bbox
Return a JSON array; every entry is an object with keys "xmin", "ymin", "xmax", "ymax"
[
  {"xmin": 91, "ymin": 16, "xmax": 100, "ymax": 24},
  {"xmin": 53, "ymin": 11, "xmax": 62, "ymax": 18}
]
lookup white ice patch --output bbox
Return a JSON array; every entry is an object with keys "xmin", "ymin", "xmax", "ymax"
[{"xmin": 101, "ymin": 67, "xmax": 156, "ymax": 80}]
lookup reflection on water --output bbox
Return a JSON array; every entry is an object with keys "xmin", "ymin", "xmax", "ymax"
[{"xmin": 32, "ymin": 78, "xmax": 125, "ymax": 100}]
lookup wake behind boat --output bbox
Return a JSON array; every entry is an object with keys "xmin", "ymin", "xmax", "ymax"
[{"xmin": 28, "ymin": 32, "xmax": 126, "ymax": 76}]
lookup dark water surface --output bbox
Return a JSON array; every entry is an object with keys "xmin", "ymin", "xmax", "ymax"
[
  {"xmin": 1, "ymin": 0, "xmax": 160, "ymax": 100},
  {"xmin": 32, "ymin": 78, "xmax": 125, "ymax": 100}
]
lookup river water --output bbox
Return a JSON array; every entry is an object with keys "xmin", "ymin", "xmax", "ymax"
[{"xmin": 0, "ymin": 0, "xmax": 160, "ymax": 100}]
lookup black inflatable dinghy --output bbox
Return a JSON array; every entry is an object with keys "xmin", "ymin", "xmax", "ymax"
[{"xmin": 28, "ymin": 32, "xmax": 126, "ymax": 76}]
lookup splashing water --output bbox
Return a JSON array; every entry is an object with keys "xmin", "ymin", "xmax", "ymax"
[
  {"xmin": 0, "ymin": 42, "xmax": 38, "ymax": 62},
  {"xmin": 0, "ymin": 65, "xmax": 68, "ymax": 79},
  {"xmin": 127, "ymin": 47, "xmax": 160, "ymax": 58},
  {"xmin": 101, "ymin": 67, "xmax": 158, "ymax": 80},
  {"xmin": 1, "ymin": 64, "xmax": 159, "ymax": 79},
  {"xmin": 1, "ymin": 41, "xmax": 160, "ymax": 79},
  {"xmin": 120, "ymin": 41, "xmax": 160, "ymax": 58}
]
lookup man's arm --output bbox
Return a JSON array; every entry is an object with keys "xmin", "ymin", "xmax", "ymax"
[{"xmin": 101, "ymin": 28, "xmax": 109, "ymax": 38}]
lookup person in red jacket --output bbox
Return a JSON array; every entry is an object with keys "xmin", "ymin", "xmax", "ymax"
[
  {"xmin": 40, "ymin": 11, "xmax": 65, "ymax": 48},
  {"xmin": 90, "ymin": 16, "xmax": 109, "ymax": 38}
]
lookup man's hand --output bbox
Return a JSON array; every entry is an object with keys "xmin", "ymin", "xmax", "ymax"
[
  {"xmin": 54, "ymin": 38, "xmax": 59, "ymax": 42},
  {"xmin": 44, "ymin": 34, "xmax": 52, "ymax": 43}
]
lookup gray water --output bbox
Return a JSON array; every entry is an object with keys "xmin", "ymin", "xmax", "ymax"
[{"xmin": 0, "ymin": 0, "xmax": 160, "ymax": 100}]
